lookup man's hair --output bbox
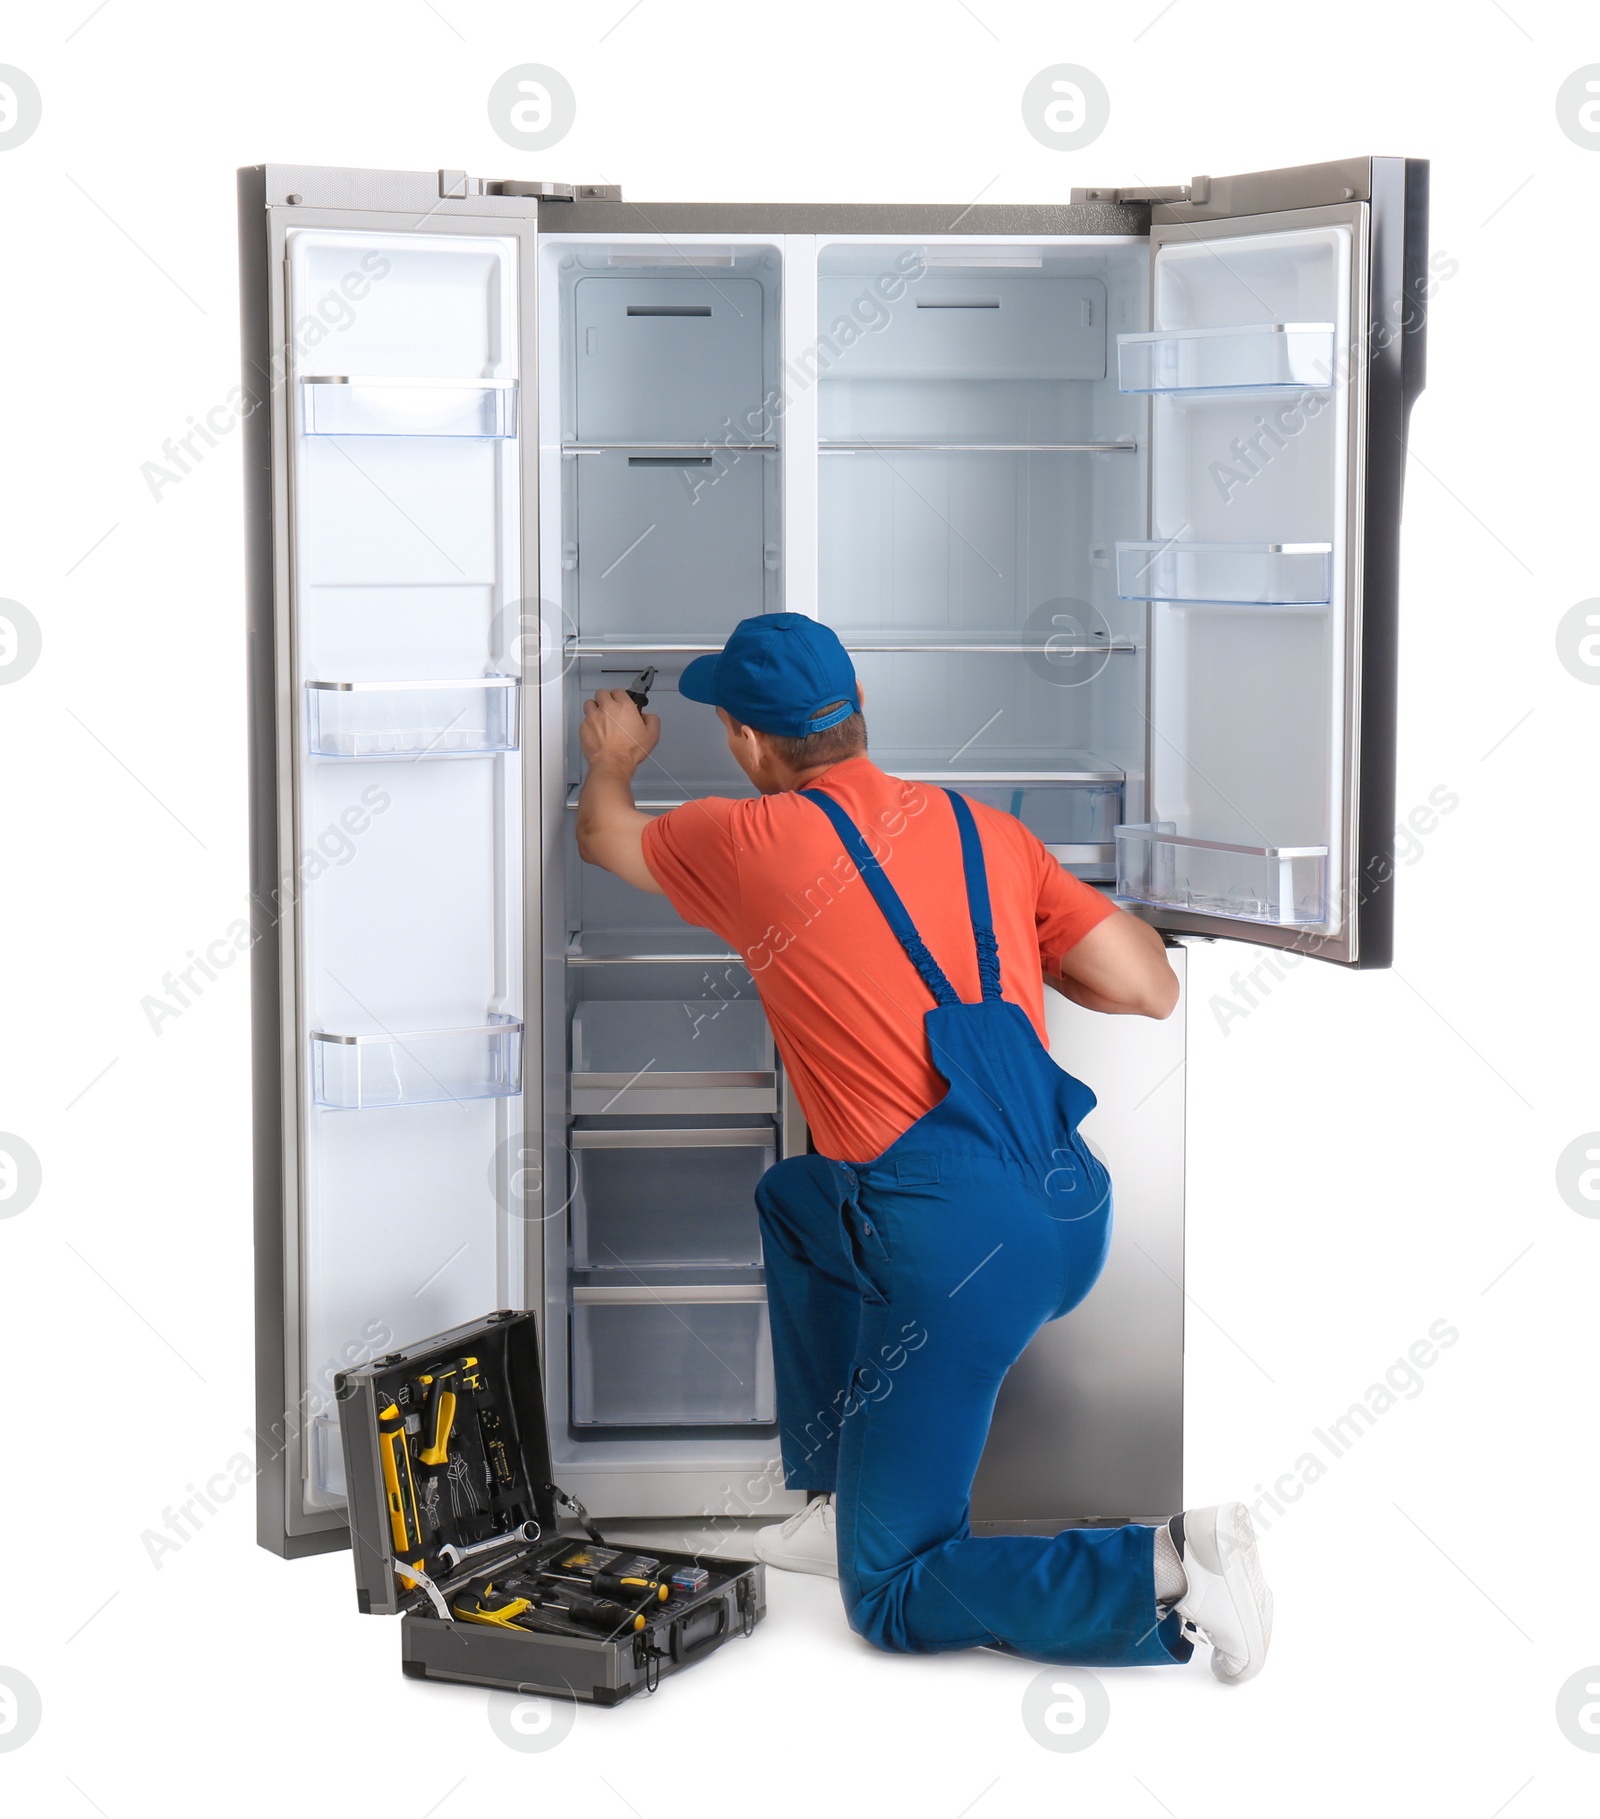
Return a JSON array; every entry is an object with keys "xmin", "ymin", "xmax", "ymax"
[{"xmin": 744, "ymin": 703, "xmax": 868, "ymax": 770}]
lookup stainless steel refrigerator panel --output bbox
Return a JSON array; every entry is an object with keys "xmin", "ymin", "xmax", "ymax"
[{"xmin": 972, "ymin": 945, "xmax": 1185, "ymax": 1529}]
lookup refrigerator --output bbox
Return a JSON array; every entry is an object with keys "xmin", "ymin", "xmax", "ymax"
[{"xmin": 239, "ymin": 156, "xmax": 1428, "ymax": 1558}]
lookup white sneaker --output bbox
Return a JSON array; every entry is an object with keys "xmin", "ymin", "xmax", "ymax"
[
  {"xmin": 753, "ymin": 1494, "xmax": 838, "ymax": 1577},
  {"xmin": 1172, "ymin": 1501, "xmax": 1273, "ymax": 1682}
]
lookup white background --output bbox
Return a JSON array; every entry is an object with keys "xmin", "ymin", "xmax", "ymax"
[{"xmin": 1, "ymin": 1, "xmax": 1595, "ymax": 1813}]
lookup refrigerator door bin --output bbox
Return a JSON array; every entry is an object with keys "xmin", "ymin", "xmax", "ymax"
[
  {"xmin": 311, "ymin": 1015, "xmax": 524, "ymax": 1110},
  {"xmin": 1115, "ymin": 541, "xmax": 1333, "ymax": 606},
  {"xmin": 569, "ymin": 1000, "xmax": 776, "ymax": 1115},
  {"xmin": 1116, "ymin": 323, "xmax": 1335, "ymax": 395},
  {"xmin": 306, "ymin": 677, "xmax": 519, "ymax": 758},
  {"xmin": 572, "ymin": 273, "xmax": 770, "ymax": 445},
  {"xmin": 1114, "ymin": 823, "xmax": 1328, "ymax": 928},
  {"xmin": 300, "ymin": 376, "xmax": 518, "ymax": 438},
  {"xmin": 570, "ymin": 1286, "xmax": 776, "ymax": 1426},
  {"xmin": 568, "ymin": 447, "xmax": 779, "ymax": 637},
  {"xmin": 570, "ymin": 1127, "xmax": 773, "ymax": 1271}
]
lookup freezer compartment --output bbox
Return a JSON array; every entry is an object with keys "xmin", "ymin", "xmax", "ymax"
[
  {"xmin": 570, "ymin": 1286, "xmax": 776, "ymax": 1427},
  {"xmin": 300, "ymin": 376, "xmax": 518, "ymax": 438},
  {"xmin": 1116, "ymin": 541, "xmax": 1332, "ymax": 606},
  {"xmin": 567, "ymin": 448, "xmax": 779, "ymax": 638},
  {"xmin": 570, "ymin": 999, "xmax": 775, "ymax": 1114},
  {"xmin": 305, "ymin": 677, "xmax": 518, "ymax": 758},
  {"xmin": 571, "ymin": 1127, "xmax": 773, "ymax": 1271},
  {"xmin": 1115, "ymin": 823, "xmax": 1328, "ymax": 929},
  {"xmin": 310, "ymin": 1015, "xmax": 523, "ymax": 1110},
  {"xmin": 1117, "ymin": 324, "xmax": 1335, "ymax": 395}
]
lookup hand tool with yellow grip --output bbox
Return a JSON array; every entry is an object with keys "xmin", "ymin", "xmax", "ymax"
[{"xmin": 377, "ymin": 1401, "xmax": 425, "ymax": 1583}]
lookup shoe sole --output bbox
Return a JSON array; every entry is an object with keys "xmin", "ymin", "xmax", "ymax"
[{"xmin": 1209, "ymin": 1501, "xmax": 1272, "ymax": 1682}]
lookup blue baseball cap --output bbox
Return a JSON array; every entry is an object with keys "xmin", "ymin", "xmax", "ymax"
[{"xmin": 678, "ymin": 613, "xmax": 859, "ymax": 739}]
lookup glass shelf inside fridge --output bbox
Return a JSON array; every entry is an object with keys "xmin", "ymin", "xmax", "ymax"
[
  {"xmin": 305, "ymin": 677, "xmax": 519, "ymax": 758},
  {"xmin": 570, "ymin": 1287, "xmax": 776, "ymax": 1426},
  {"xmin": 1117, "ymin": 323, "xmax": 1335, "ymax": 395},
  {"xmin": 299, "ymin": 376, "xmax": 518, "ymax": 438},
  {"xmin": 1114, "ymin": 823, "xmax": 1329, "ymax": 928},
  {"xmin": 570, "ymin": 1127, "xmax": 773, "ymax": 1271},
  {"xmin": 310, "ymin": 1014, "xmax": 524, "ymax": 1110},
  {"xmin": 1115, "ymin": 541, "xmax": 1333, "ymax": 606}
]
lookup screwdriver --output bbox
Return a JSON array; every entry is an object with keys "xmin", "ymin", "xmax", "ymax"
[
  {"xmin": 495, "ymin": 1574, "xmax": 649, "ymax": 1633},
  {"xmin": 545, "ymin": 1570, "xmax": 670, "ymax": 1605}
]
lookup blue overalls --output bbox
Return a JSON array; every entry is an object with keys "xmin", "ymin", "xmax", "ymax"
[{"xmin": 755, "ymin": 787, "xmax": 1191, "ymax": 1666}]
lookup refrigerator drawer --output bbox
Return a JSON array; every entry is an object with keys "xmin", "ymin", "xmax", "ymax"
[
  {"xmin": 571, "ymin": 448, "xmax": 777, "ymax": 638},
  {"xmin": 933, "ymin": 779, "xmax": 1124, "ymax": 872},
  {"xmin": 818, "ymin": 273, "xmax": 1106, "ymax": 382},
  {"xmin": 570, "ymin": 1287, "xmax": 776, "ymax": 1426},
  {"xmin": 571, "ymin": 1127, "xmax": 773, "ymax": 1271},
  {"xmin": 573, "ymin": 275, "xmax": 769, "ymax": 445},
  {"xmin": 310, "ymin": 1015, "xmax": 523, "ymax": 1110},
  {"xmin": 570, "ymin": 1000, "xmax": 776, "ymax": 1115}
]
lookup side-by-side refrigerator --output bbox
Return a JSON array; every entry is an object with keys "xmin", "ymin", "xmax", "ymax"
[{"xmin": 240, "ymin": 158, "xmax": 1428, "ymax": 1557}]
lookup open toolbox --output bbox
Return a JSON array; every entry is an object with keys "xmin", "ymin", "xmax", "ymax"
[{"xmin": 335, "ymin": 1309, "xmax": 766, "ymax": 1703}]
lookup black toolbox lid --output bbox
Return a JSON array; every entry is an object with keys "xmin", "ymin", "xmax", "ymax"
[{"xmin": 335, "ymin": 1309, "xmax": 556, "ymax": 1618}]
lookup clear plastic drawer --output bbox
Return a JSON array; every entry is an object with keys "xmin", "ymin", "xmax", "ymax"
[
  {"xmin": 570, "ymin": 999, "xmax": 775, "ymax": 1114},
  {"xmin": 305, "ymin": 677, "xmax": 519, "ymax": 758},
  {"xmin": 570, "ymin": 1289, "xmax": 775, "ymax": 1426},
  {"xmin": 571, "ymin": 1128, "xmax": 772, "ymax": 1271},
  {"xmin": 310, "ymin": 1015, "xmax": 523, "ymax": 1109},
  {"xmin": 300, "ymin": 376, "xmax": 518, "ymax": 438},
  {"xmin": 948, "ymin": 779, "xmax": 1124, "ymax": 869},
  {"xmin": 1117, "ymin": 323, "xmax": 1335, "ymax": 394},
  {"xmin": 1115, "ymin": 823, "xmax": 1329, "ymax": 928},
  {"xmin": 1115, "ymin": 541, "xmax": 1333, "ymax": 606}
]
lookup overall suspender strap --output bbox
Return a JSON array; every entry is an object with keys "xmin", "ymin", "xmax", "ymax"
[
  {"xmin": 799, "ymin": 788, "xmax": 961, "ymax": 1007},
  {"xmin": 943, "ymin": 789, "xmax": 1003, "ymax": 1002}
]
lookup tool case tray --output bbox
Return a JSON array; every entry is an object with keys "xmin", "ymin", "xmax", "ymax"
[{"xmin": 336, "ymin": 1308, "xmax": 765, "ymax": 1705}]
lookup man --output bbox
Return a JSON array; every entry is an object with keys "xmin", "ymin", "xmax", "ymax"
[{"xmin": 577, "ymin": 612, "xmax": 1272, "ymax": 1680}]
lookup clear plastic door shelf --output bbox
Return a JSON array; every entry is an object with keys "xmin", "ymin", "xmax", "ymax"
[
  {"xmin": 1115, "ymin": 541, "xmax": 1333, "ymax": 606},
  {"xmin": 1115, "ymin": 824, "xmax": 1329, "ymax": 928},
  {"xmin": 305, "ymin": 677, "xmax": 520, "ymax": 758},
  {"xmin": 310, "ymin": 1015, "xmax": 524, "ymax": 1109},
  {"xmin": 1116, "ymin": 323, "xmax": 1336, "ymax": 394},
  {"xmin": 300, "ymin": 376, "xmax": 519, "ymax": 438}
]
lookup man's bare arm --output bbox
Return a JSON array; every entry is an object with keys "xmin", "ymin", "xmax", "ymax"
[
  {"xmin": 1047, "ymin": 909, "xmax": 1179, "ymax": 1019},
  {"xmin": 575, "ymin": 689, "xmax": 665, "ymax": 895}
]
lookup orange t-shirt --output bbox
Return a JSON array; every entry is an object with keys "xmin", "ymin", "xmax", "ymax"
[{"xmin": 639, "ymin": 758, "xmax": 1117, "ymax": 1163}]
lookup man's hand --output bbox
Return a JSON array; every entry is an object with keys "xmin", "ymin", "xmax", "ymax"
[
  {"xmin": 575, "ymin": 689, "xmax": 665, "ymax": 894},
  {"xmin": 578, "ymin": 688, "xmax": 661, "ymax": 774}
]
